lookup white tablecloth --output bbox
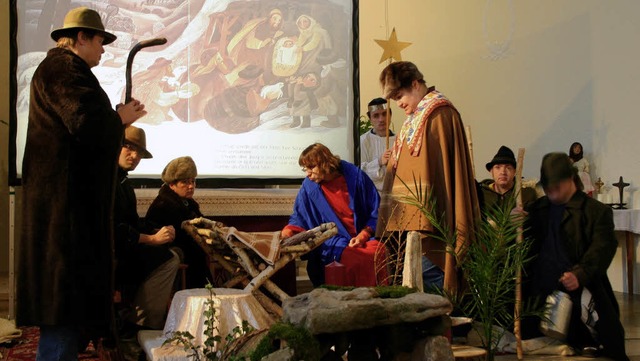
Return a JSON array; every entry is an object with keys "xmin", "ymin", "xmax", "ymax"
[
  {"xmin": 141, "ymin": 288, "xmax": 274, "ymax": 360},
  {"xmin": 613, "ymin": 209, "xmax": 640, "ymax": 234}
]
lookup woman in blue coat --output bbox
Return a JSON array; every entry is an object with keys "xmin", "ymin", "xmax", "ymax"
[{"xmin": 281, "ymin": 143, "xmax": 384, "ymax": 287}]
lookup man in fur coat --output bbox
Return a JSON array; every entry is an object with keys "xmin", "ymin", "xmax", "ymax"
[{"xmin": 17, "ymin": 7, "xmax": 146, "ymax": 359}]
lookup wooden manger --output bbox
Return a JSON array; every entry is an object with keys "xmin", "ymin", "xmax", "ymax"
[{"xmin": 181, "ymin": 218, "xmax": 337, "ymax": 317}]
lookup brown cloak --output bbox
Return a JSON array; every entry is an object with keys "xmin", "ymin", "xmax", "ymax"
[{"xmin": 377, "ymin": 104, "xmax": 480, "ymax": 293}]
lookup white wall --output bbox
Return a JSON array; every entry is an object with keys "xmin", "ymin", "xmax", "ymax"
[{"xmin": 360, "ymin": 0, "xmax": 640, "ymax": 293}]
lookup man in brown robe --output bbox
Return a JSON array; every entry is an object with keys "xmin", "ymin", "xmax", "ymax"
[{"xmin": 377, "ymin": 61, "xmax": 480, "ymax": 293}]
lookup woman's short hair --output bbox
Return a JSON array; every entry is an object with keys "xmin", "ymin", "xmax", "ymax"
[
  {"xmin": 298, "ymin": 143, "xmax": 340, "ymax": 177},
  {"xmin": 379, "ymin": 61, "xmax": 426, "ymax": 99},
  {"xmin": 56, "ymin": 28, "xmax": 100, "ymax": 49}
]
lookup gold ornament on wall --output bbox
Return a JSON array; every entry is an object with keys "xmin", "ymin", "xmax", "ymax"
[{"xmin": 374, "ymin": 27, "xmax": 412, "ymax": 64}]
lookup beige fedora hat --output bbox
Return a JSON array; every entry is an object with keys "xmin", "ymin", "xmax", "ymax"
[
  {"xmin": 124, "ymin": 126, "xmax": 153, "ymax": 159},
  {"xmin": 51, "ymin": 7, "xmax": 117, "ymax": 45}
]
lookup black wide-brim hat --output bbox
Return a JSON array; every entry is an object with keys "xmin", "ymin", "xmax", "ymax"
[
  {"xmin": 539, "ymin": 152, "xmax": 580, "ymax": 188},
  {"xmin": 51, "ymin": 7, "xmax": 117, "ymax": 45},
  {"xmin": 485, "ymin": 145, "xmax": 516, "ymax": 171}
]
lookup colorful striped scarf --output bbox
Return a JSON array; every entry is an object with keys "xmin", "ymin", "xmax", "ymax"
[{"xmin": 392, "ymin": 89, "xmax": 453, "ymax": 165}]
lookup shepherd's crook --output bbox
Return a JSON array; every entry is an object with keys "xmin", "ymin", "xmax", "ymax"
[
  {"xmin": 514, "ymin": 147, "xmax": 526, "ymax": 360},
  {"xmin": 125, "ymin": 37, "xmax": 167, "ymax": 103}
]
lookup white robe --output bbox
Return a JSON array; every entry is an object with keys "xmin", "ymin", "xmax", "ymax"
[{"xmin": 360, "ymin": 129, "xmax": 395, "ymax": 191}]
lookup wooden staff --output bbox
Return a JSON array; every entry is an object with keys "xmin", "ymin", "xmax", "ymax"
[
  {"xmin": 514, "ymin": 148, "xmax": 525, "ymax": 360},
  {"xmin": 465, "ymin": 125, "xmax": 475, "ymax": 178},
  {"xmin": 125, "ymin": 37, "xmax": 167, "ymax": 103},
  {"xmin": 385, "ymin": 102, "xmax": 391, "ymax": 149}
]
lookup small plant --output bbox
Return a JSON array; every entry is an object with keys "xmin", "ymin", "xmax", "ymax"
[
  {"xmin": 249, "ymin": 322, "xmax": 321, "ymax": 361},
  {"xmin": 375, "ymin": 228, "xmax": 406, "ymax": 286},
  {"xmin": 358, "ymin": 114, "xmax": 372, "ymax": 136},
  {"xmin": 163, "ymin": 283, "xmax": 254, "ymax": 360},
  {"xmin": 394, "ymin": 176, "xmax": 537, "ymax": 360}
]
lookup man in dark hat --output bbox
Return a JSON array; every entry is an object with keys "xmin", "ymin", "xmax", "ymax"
[
  {"xmin": 478, "ymin": 145, "xmax": 537, "ymax": 212},
  {"xmin": 360, "ymin": 98, "xmax": 396, "ymax": 191},
  {"xmin": 523, "ymin": 152, "xmax": 629, "ymax": 360},
  {"xmin": 114, "ymin": 126, "xmax": 179, "ymax": 332},
  {"xmin": 17, "ymin": 7, "xmax": 147, "ymax": 359}
]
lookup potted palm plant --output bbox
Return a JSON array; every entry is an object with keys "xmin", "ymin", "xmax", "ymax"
[{"xmin": 393, "ymin": 179, "xmax": 537, "ymax": 360}]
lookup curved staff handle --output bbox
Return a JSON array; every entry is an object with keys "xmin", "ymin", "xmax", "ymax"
[{"xmin": 125, "ymin": 37, "xmax": 168, "ymax": 103}]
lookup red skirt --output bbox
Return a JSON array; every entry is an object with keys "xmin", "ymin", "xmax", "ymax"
[{"xmin": 325, "ymin": 240, "xmax": 388, "ymax": 287}]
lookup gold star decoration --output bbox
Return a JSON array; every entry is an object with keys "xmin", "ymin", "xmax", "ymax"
[{"xmin": 374, "ymin": 27, "xmax": 412, "ymax": 64}]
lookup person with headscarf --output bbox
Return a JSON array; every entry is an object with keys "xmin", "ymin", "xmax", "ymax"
[
  {"xmin": 294, "ymin": 14, "xmax": 332, "ymax": 74},
  {"xmin": 569, "ymin": 142, "xmax": 595, "ymax": 195},
  {"xmin": 227, "ymin": 8, "xmax": 284, "ymax": 75}
]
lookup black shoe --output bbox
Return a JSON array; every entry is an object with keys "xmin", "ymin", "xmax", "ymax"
[{"xmin": 580, "ymin": 346, "xmax": 599, "ymax": 358}]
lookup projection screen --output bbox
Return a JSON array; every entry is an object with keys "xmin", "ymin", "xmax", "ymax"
[{"xmin": 12, "ymin": 0, "xmax": 358, "ymax": 181}]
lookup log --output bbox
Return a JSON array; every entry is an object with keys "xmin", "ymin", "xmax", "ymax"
[{"xmin": 402, "ymin": 231, "xmax": 423, "ymax": 291}]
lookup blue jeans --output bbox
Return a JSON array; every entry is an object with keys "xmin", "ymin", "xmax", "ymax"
[
  {"xmin": 422, "ymin": 255, "xmax": 444, "ymax": 291},
  {"xmin": 36, "ymin": 325, "xmax": 79, "ymax": 361}
]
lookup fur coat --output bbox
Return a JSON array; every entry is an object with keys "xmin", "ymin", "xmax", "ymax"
[
  {"xmin": 145, "ymin": 185, "xmax": 213, "ymax": 288},
  {"xmin": 17, "ymin": 47, "xmax": 123, "ymax": 332}
]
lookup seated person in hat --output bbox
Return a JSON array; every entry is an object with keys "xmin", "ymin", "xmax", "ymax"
[
  {"xmin": 478, "ymin": 145, "xmax": 538, "ymax": 213},
  {"xmin": 280, "ymin": 143, "xmax": 386, "ymax": 287},
  {"xmin": 522, "ymin": 152, "xmax": 628, "ymax": 360},
  {"xmin": 145, "ymin": 156, "xmax": 214, "ymax": 289},
  {"xmin": 360, "ymin": 98, "xmax": 396, "ymax": 191},
  {"xmin": 114, "ymin": 126, "xmax": 180, "ymax": 331}
]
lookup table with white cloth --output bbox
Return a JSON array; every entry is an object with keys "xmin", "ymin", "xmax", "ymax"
[
  {"xmin": 139, "ymin": 288, "xmax": 274, "ymax": 360},
  {"xmin": 613, "ymin": 209, "xmax": 639, "ymax": 294}
]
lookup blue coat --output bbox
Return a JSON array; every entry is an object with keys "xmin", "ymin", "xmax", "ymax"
[{"xmin": 288, "ymin": 160, "xmax": 380, "ymax": 263}]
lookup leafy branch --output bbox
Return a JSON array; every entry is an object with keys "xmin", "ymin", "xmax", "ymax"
[{"xmin": 163, "ymin": 283, "xmax": 254, "ymax": 360}]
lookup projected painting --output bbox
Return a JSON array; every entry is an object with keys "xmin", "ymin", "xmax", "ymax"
[{"xmin": 15, "ymin": 0, "xmax": 356, "ymax": 179}]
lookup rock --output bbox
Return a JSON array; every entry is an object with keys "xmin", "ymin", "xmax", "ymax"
[
  {"xmin": 283, "ymin": 288, "xmax": 452, "ymax": 335},
  {"xmin": 260, "ymin": 347, "xmax": 294, "ymax": 361},
  {"xmin": 410, "ymin": 336, "xmax": 455, "ymax": 361}
]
